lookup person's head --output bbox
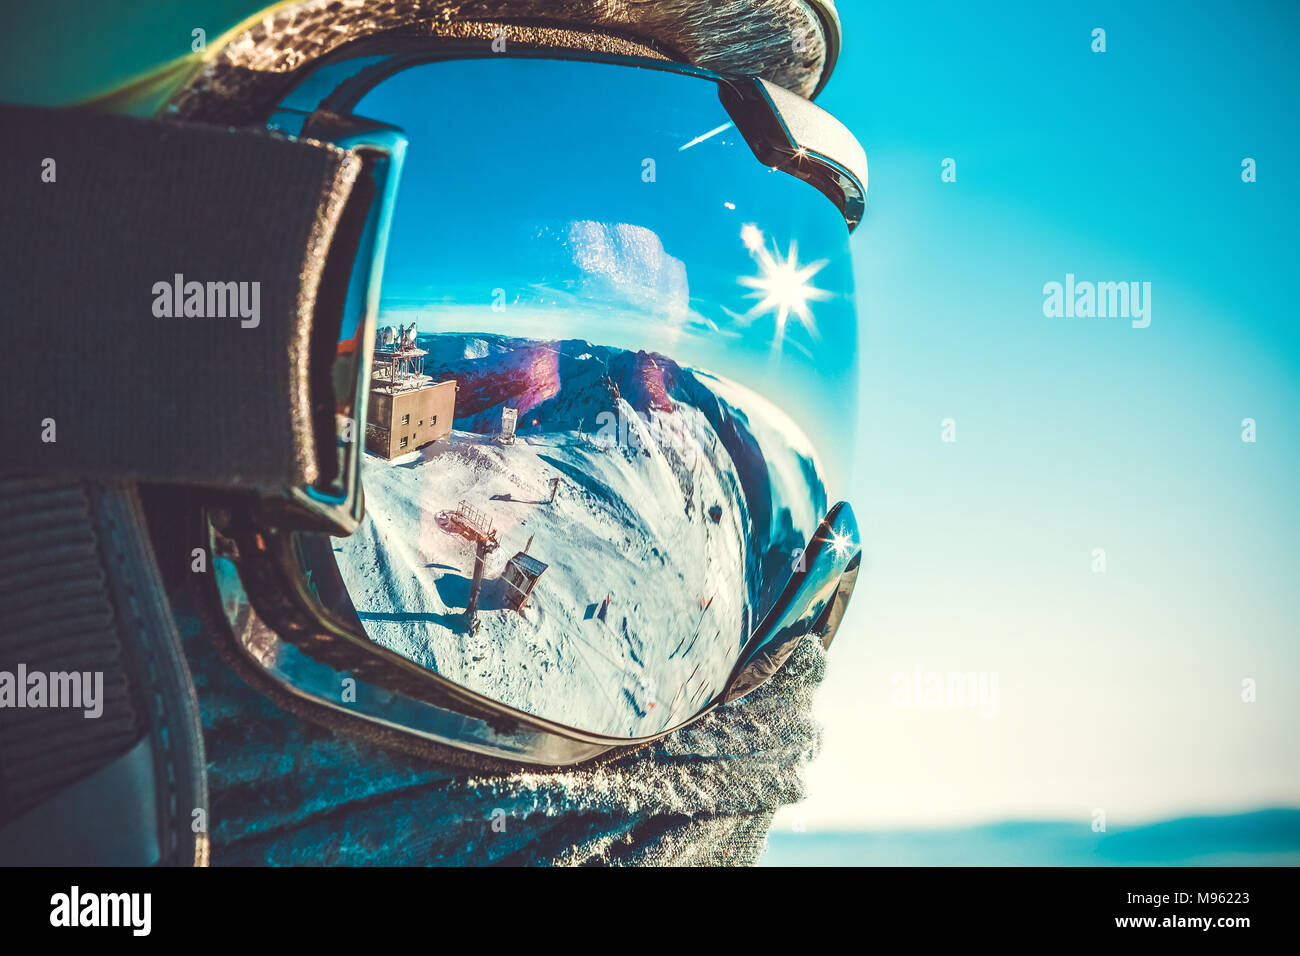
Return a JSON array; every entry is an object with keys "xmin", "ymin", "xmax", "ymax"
[{"xmin": 0, "ymin": 0, "xmax": 866, "ymax": 864}]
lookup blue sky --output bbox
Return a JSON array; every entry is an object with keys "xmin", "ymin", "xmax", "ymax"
[{"xmin": 778, "ymin": 0, "xmax": 1300, "ymax": 829}]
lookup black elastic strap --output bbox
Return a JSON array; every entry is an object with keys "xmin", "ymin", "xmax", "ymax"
[
  {"xmin": 0, "ymin": 737, "xmax": 159, "ymax": 866},
  {"xmin": 0, "ymin": 103, "xmax": 362, "ymax": 492},
  {"xmin": 0, "ymin": 477, "xmax": 209, "ymax": 866},
  {"xmin": 0, "ymin": 480, "xmax": 140, "ymax": 824}
]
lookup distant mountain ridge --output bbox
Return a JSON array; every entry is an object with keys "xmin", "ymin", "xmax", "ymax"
[{"xmin": 761, "ymin": 809, "xmax": 1300, "ymax": 867}]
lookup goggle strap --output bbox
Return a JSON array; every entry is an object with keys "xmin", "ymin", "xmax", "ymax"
[{"xmin": 0, "ymin": 104, "xmax": 368, "ymax": 494}]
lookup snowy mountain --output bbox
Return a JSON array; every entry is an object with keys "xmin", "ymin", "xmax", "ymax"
[
  {"xmin": 332, "ymin": 332, "xmax": 827, "ymax": 736},
  {"xmin": 420, "ymin": 331, "xmax": 826, "ymax": 619}
]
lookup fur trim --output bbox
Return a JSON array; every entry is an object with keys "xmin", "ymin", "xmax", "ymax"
[{"xmin": 169, "ymin": 0, "xmax": 829, "ymax": 124}]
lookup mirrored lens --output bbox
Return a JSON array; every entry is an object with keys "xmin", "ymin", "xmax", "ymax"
[{"xmin": 311, "ymin": 57, "xmax": 858, "ymax": 737}]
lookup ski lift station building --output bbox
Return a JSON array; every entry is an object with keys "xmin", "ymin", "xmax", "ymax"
[{"xmin": 365, "ymin": 339, "xmax": 457, "ymax": 459}]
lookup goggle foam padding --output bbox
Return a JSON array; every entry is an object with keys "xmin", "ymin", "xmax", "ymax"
[{"xmin": 166, "ymin": 0, "xmax": 831, "ymax": 125}]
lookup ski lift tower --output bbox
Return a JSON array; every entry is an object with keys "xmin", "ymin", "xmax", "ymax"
[{"xmin": 452, "ymin": 500, "xmax": 499, "ymax": 632}]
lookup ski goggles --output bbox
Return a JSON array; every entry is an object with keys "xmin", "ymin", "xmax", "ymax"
[{"xmin": 201, "ymin": 40, "xmax": 867, "ymax": 765}]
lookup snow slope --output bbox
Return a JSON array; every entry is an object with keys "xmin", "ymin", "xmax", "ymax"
[{"xmin": 333, "ymin": 332, "xmax": 826, "ymax": 736}]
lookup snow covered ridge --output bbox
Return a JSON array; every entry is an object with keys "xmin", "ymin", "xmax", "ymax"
[{"xmin": 332, "ymin": 332, "xmax": 829, "ymax": 737}]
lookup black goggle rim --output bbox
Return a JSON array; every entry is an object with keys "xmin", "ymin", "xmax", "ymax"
[
  {"xmin": 205, "ymin": 39, "xmax": 865, "ymax": 765},
  {"xmin": 285, "ymin": 37, "xmax": 867, "ymax": 231},
  {"xmin": 204, "ymin": 502, "xmax": 859, "ymax": 766}
]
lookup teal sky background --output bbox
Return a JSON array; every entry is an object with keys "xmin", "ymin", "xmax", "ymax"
[
  {"xmin": 774, "ymin": 0, "xmax": 1300, "ymax": 833},
  {"xmin": 1, "ymin": 0, "xmax": 1295, "ymax": 844}
]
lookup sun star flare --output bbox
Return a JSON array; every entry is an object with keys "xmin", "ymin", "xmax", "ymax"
[{"xmin": 737, "ymin": 228, "xmax": 832, "ymax": 350}]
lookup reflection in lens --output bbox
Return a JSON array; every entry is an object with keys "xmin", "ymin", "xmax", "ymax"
[
  {"xmin": 321, "ymin": 58, "xmax": 857, "ymax": 737},
  {"xmin": 333, "ymin": 326, "xmax": 836, "ymax": 736}
]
